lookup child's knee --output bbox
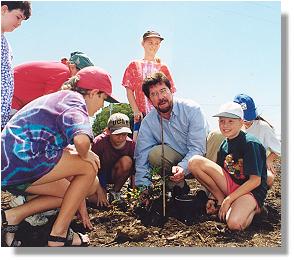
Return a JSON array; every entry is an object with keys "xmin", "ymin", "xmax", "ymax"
[
  {"xmin": 227, "ymin": 217, "xmax": 245, "ymax": 231},
  {"xmin": 188, "ymin": 155, "xmax": 205, "ymax": 175},
  {"xmin": 117, "ymin": 156, "xmax": 133, "ymax": 173},
  {"xmin": 83, "ymin": 162, "xmax": 98, "ymax": 179},
  {"xmin": 121, "ymin": 156, "xmax": 133, "ymax": 171}
]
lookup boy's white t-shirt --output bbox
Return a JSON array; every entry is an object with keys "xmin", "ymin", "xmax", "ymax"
[{"xmin": 245, "ymin": 120, "xmax": 281, "ymax": 155}]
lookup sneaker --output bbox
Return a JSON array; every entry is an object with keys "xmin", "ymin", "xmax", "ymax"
[
  {"xmin": 9, "ymin": 195, "xmax": 53, "ymax": 226},
  {"xmin": 9, "ymin": 195, "xmax": 26, "ymax": 207},
  {"xmin": 109, "ymin": 191, "xmax": 122, "ymax": 203},
  {"xmin": 25, "ymin": 213, "xmax": 48, "ymax": 226},
  {"xmin": 109, "ymin": 191, "xmax": 128, "ymax": 211}
]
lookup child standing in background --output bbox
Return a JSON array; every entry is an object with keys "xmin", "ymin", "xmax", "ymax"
[
  {"xmin": 1, "ymin": 1, "xmax": 32, "ymax": 129},
  {"xmin": 122, "ymin": 30, "xmax": 175, "ymax": 140}
]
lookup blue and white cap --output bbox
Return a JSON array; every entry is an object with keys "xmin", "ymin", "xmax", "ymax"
[{"xmin": 233, "ymin": 94, "xmax": 258, "ymax": 121}]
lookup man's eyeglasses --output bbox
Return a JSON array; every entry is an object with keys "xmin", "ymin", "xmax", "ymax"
[{"xmin": 149, "ymin": 88, "xmax": 169, "ymax": 99}]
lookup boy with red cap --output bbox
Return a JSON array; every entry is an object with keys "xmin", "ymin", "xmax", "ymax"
[
  {"xmin": 1, "ymin": 66, "xmax": 118, "ymax": 247},
  {"xmin": 188, "ymin": 102, "xmax": 268, "ymax": 231},
  {"xmin": 122, "ymin": 30, "xmax": 175, "ymax": 140}
]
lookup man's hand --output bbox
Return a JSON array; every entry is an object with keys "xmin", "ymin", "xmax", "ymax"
[{"xmin": 169, "ymin": 165, "xmax": 185, "ymax": 183}]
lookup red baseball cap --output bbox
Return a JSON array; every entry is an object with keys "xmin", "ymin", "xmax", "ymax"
[{"xmin": 76, "ymin": 66, "xmax": 119, "ymax": 103}]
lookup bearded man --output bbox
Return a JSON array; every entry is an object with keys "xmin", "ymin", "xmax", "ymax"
[{"xmin": 134, "ymin": 72, "xmax": 209, "ymax": 197}]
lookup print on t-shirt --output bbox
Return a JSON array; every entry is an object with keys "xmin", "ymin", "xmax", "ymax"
[{"xmin": 224, "ymin": 154, "xmax": 245, "ymax": 180}]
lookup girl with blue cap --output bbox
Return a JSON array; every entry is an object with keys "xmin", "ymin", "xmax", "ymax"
[{"xmin": 233, "ymin": 94, "xmax": 281, "ymax": 188}]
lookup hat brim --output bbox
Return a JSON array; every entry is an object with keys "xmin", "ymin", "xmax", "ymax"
[
  {"xmin": 213, "ymin": 112, "xmax": 242, "ymax": 119},
  {"xmin": 144, "ymin": 35, "xmax": 164, "ymax": 41},
  {"xmin": 106, "ymin": 95, "xmax": 120, "ymax": 103},
  {"xmin": 110, "ymin": 127, "xmax": 132, "ymax": 135}
]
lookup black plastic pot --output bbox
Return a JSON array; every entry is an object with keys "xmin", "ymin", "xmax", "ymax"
[
  {"xmin": 174, "ymin": 191, "xmax": 208, "ymax": 225},
  {"xmin": 134, "ymin": 196, "xmax": 169, "ymax": 228},
  {"xmin": 174, "ymin": 194, "xmax": 197, "ymax": 225}
]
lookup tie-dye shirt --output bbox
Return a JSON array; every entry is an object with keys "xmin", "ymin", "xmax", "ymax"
[
  {"xmin": 1, "ymin": 90, "xmax": 93, "ymax": 187},
  {"xmin": 122, "ymin": 60, "xmax": 175, "ymax": 114},
  {"xmin": 1, "ymin": 34, "xmax": 14, "ymax": 129}
]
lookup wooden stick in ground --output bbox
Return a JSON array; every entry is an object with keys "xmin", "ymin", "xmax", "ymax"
[{"xmin": 160, "ymin": 114, "xmax": 166, "ymax": 217}]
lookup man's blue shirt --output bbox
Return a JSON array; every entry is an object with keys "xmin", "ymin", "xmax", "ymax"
[{"xmin": 134, "ymin": 98, "xmax": 209, "ymax": 187}]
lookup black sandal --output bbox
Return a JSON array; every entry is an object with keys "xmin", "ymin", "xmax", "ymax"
[
  {"xmin": 48, "ymin": 228, "xmax": 89, "ymax": 247},
  {"xmin": 1, "ymin": 210, "xmax": 21, "ymax": 247}
]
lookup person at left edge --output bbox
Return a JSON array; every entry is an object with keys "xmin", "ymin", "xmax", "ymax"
[
  {"xmin": 1, "ymin": 66, "xmax": 119, "ymax": 247},
  {"xmin": 1, "ymin": 1, "xmax": 32, "ymax": 129}
]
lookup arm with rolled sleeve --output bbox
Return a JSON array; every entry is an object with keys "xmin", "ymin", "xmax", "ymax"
[
  {"xmin": 177, "ymin": 106, "xmax": 208, "ymax": 175},
  {"xmin": 134, "ymin": 118, "xmax": 159, "ymax": 187}
]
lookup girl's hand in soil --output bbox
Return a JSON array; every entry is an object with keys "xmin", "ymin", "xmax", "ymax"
[{"xmin": 77, "ymin": 199, "xmax": 93, "ymax": 230}]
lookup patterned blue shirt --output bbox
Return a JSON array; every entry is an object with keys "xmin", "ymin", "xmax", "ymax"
[
  {"xmin": 1, "ymin": 34, "xmax": 14, "ymax": 128},
  {"xmin": 134, "ymin": 98, "xmax": 209, "ymax": 187},
  {"xmin": 1, "ymin": 90, "xmax": 93, "ymax": 186}
]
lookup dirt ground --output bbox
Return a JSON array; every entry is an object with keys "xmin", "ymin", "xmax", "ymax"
[{"xmin": 1, "ymin": 162, "xmax": 281, "ymax": 248}]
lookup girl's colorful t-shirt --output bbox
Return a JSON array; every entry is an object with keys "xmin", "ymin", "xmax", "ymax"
[
  {"xmin": 1, "ymin": 90, "xmax": 93, "ymax": 187},
  {"xmin": 122, "ymin": 60, "xmax": 175, "ymax": 114}
]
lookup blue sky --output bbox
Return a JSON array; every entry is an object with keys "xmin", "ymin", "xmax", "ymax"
[{"xmin": 6, "ymin": 0, "xmax": 281, "ymax": 135}]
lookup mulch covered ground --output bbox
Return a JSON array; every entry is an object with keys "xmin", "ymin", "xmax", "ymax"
[{"xmin": 1, "ymin": 164, "xmax": 281, "ymax": 248}]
